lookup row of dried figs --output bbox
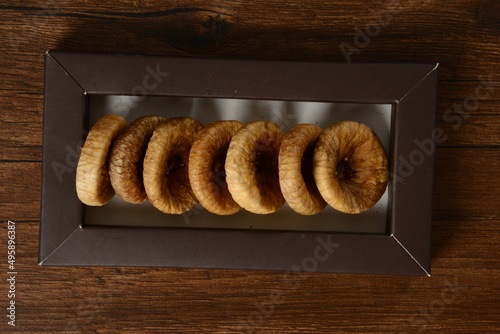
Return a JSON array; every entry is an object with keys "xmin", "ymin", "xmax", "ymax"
[{"xmin": 76, "ymin": 115, "xmax": 388, "ymax": 216}]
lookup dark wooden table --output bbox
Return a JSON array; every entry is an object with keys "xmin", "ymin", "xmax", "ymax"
[{"xmin": 1, "ymin": 0, "xmax": 499, "ymax": 333}]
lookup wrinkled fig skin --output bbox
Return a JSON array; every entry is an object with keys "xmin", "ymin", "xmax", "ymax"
[
  {"xmin": 313, "ymin": 121, "xmax": 388, "ymax": 214},
  {"xmin": 109, "ymin": 115, "xmax": 164, "ymax": 204},
  {"xmin": 76, "ymin": 114, "xmax": 128, "ymax": 206},
  {"xmin": 143, "ymin": 117, "xmax": 204, "ymax": 214},
  {"xmin": 77, "ymin": 115, "xmax": 386, "ymax": 216},
  {"xmin": 189, "ymin": 121, "xmax": 244, "ymax": 215},
  {"xmin": 226, "ymin": 121, "xmax": 285, "ymax": 214},
  {"xmin": 279, "ymin": 124, "xmax": 327, "ymax": 215}
]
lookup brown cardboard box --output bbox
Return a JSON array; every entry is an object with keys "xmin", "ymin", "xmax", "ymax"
[{"xmin": 40, "ymin": 51, "xmax": 438, "ymax": 275}]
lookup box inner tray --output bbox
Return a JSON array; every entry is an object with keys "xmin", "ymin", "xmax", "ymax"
[{"xmin": 85, "ymin": 95, "xmax": 392, "ymax": 233}]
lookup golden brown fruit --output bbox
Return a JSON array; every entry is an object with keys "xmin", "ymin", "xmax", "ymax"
[
  {"xmin": 189, "ymin": 120, "xmax": 244, "ymax": 215},
  {"xmin": 226, "ymin": 121, "xmax": 285, "ymax": 214},
  {"xmin": 76, "ymin": 114, "xmax": 128, "ymax": 206},
  {"xmin": 143, "ymin": 117, "xmax": 204, "ymax": 214},
  {"xmin": 109, "ymin": 115, "xmax": 164, "ymax": 204},
  {"xmin": 313, "ymin": 121, "xmax": 388, "ymax": 214},
  {"xmin": 279, "ymin": 124, "xmax": 327, "ymax": 215}
]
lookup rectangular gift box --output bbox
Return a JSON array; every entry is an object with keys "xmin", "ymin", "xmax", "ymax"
[{"xmin": 40, "ymin": 50, "xmax": 438, "ymax": 275}]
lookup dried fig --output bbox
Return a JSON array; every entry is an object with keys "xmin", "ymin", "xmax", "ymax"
[
  {"xmin": 279, "ymin": 124, "xmax": 327, "ymax": 215},
  {"xmin": 313, "ymin": 121, "xmax": 388, "ymax": 214},
  {"xmin": 226, "ymin": 121, "xmax": 285, "ymax": 214},
  {"xmin": 143, "ymin": 117, "xmax": 204, "ymax": 214},
  {"xmin": 76, "ymin": 114, "xmax": 128, "ymax": 206},
  {"xmin": 109, "ymin": 115, "xmax": 164, "ymax": 204},
  {"xmin": 189, "ymin": 120, "xmax": 244, "ymax": 215}
]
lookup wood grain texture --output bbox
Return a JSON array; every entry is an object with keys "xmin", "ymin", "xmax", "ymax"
[{"xmin": 0, "ymin": 0, "xmax": 499, "ymax": 333}]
